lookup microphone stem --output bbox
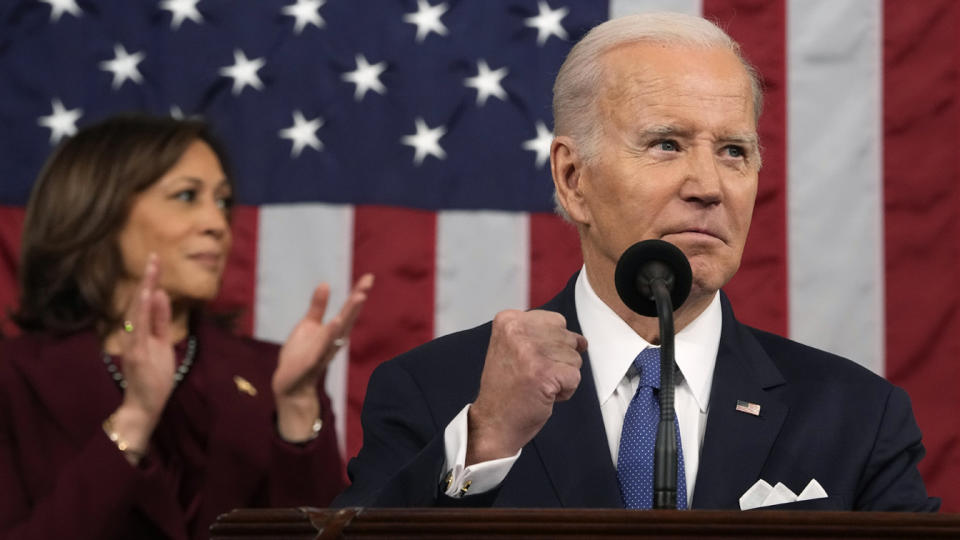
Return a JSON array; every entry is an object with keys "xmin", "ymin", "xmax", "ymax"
[{"xmin": 651, "ymin": 279, "xmax": 678, "ymax": 510}]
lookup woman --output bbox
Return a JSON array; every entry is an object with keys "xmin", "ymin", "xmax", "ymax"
[{"xmin": 0, "ymin": 115, "xmax": 372, "ymax": 539}]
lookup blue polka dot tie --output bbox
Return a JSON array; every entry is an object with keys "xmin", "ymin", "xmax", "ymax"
[{"xmin": 616, "ymin": 347, "xmax": 687, "ymax": 509}]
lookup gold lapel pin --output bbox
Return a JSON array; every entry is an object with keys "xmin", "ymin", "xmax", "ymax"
[{"xmin": 233, "ymin": 375, "xmax": 258, "ymax": 397}]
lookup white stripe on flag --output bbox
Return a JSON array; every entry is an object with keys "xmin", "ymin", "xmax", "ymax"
[
  {"xmin": 787, "ymin": 0, "xmax": 884, "ymax": 373},
  {"xmin": 609, "ymin": 0, "xmax": 702, "ymax": 17},
  {"xmin": 435, "ymin": 210, "xmax": 530, "ymax": 338},
  {"xmin": 254, "ymin": 203, "xmax": 354, "ymax": 455}
]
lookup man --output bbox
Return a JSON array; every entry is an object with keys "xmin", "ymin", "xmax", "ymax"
[{"xmin": 334, "ymin": 12, "xmax": 938, "ymax": 511}]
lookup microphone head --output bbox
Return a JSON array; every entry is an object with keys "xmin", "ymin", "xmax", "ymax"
[{"xmin": 614, "ymin": 239, "xmax": 693, "ymax": 317}]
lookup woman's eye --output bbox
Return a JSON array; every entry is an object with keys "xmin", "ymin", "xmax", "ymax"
[
  {"xmin": 174, "ymin": 190, "xmax": 197, "ymax": 202},
  {"xmin": 217, "ymin": 196, "xmax": 234, "ymax": 210}
]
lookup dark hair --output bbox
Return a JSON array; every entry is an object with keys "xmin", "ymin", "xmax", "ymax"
[{"xmin": 12, "ymin": 114, "xmax": 233, "ymax": 334}]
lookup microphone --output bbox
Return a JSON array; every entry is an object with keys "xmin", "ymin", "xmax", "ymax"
[{"xmin": 614, "ymin": 239, "xmax": 692, "ymax": 510}]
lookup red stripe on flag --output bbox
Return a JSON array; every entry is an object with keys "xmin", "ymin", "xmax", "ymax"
[
  {"xmin": 0, "ymin": 206, "xmax": 25, "ymax": 337},
  {"xmin": 347, "ymin": 205, "xmax": 436, "ymax": 459},
  {"xmin": 703, "ymin": 0, "xmax": 789, "ymax": 336},
  {"xmin": 530, "ymin": 212, "xmax": 582, "ymax": 308},
  {"xmin": 211, "ymin": 205, "xmax": 258, "ymax": 337},
  {"xmin": 884, "ymin": 0, "xmax": 960, "ymax": 512}
]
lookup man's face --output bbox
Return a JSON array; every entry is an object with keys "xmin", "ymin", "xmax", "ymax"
[{"xmin": 569, "ymin": 42, "xmax": 760, "ymax": 300}]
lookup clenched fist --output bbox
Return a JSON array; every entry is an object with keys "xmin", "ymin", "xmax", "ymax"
[{"xmin": 467, "ymin": 309, "xmax": 588, "ymax": 465}]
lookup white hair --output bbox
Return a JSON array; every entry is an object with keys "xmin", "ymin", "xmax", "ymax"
[{"xmin": 551, "ymin": 12, "xmax": 764, "ymax": 219}]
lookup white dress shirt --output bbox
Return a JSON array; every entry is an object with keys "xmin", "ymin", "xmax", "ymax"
[{"xmin": 441, "ymin": 268, "xmax": 722, "ymax": 508}]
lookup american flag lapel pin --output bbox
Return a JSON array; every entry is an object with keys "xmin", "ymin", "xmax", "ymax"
[{"xmin": 736, "ymin": 400, "xmax": 761, "ymax": 416}]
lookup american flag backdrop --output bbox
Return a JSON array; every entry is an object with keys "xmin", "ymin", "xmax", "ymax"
[{"xmin": 0, "ymin": 0, "xmax": 957, "ymax": 511}]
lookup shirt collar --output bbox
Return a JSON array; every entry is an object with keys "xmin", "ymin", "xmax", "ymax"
[{"xmin": 575, "ymin": 267, "xmax": 720, "ymax": 413}]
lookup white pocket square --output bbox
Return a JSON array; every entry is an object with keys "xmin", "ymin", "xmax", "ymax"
[{"xmin": 739, "ymin": 479, "xmax": 828, "ymax": 510}]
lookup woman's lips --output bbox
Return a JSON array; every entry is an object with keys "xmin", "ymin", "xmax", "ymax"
[{"xmin": 187, "ymin": 252, "xmax": 223, "ymax": 269}]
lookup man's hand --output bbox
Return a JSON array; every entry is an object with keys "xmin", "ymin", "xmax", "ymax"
[{"xmin": 466, "ymin": 310, "xmax": 588, "ymax": 465}]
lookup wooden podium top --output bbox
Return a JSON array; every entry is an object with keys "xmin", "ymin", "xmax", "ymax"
[{"xmin": 211, "ymin": 507, "xmax": 960, "ymax": 539}]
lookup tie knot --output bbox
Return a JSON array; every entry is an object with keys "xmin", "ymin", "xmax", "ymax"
[{"xmin": 633, "ymin": 347, "xmax": 661, "ymax": 389}]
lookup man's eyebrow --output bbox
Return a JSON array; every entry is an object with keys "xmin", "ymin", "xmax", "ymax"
[
  {"xmin": 637, "ymin": 124, "xmax": 759, "ymax": 148},
  {"xmin": 640, "ymin": 125, "xmax": 695, "ymax": 138},
  {"xmin": 718, "ymin": 133, "xmax": 760, "ymax": 147}
]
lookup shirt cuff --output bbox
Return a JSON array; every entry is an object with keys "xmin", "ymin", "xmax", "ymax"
[{"xmin": 440, "ymin": 403, "xmax": 520, "ymax": 498}]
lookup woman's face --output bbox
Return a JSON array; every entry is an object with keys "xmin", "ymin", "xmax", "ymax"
[{"xmin": 117, "ymin": 140, "xmax": 233, "ymax": 305}]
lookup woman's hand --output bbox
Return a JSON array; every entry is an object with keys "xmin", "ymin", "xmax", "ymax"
[
  {"xmin": 272, "ymin": 274, "xmax": 374, "ymax": 442},
  {"xmin": 109, "ymin": 253, "xmax": 176, "ymax": 463}
]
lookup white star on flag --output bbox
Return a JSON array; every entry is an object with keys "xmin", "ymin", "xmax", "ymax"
[
  {"xmin": 99, "ymin": 44, "xmax": 146, "ymax": 90},
  {"xmin": 282, "ymin": 0, "xmax": 326, "ymax": 34},
  {"xmin": 39, "ymin": 0, "xmax": 82, "ymax": 22},
  {"xmin": 464, "ymin": 59, "xmax": 509, "ymax": 106},
  {"xmin": 160, "ymin": 0, "xmax": 204, "ymax": 30},
  {"xmin": 37, "ymin": 98, "xmax": 83, "ymax": 145},
  {"xmin": 279, "ymin": 110, "xmax": 324, "ymax": 157},
  {"xmin": 219, "ymin": 49, "xmax": 266, "ymax": 95},
  {"xmin": 525, "ymin": 1, "xmax": 569, "ymax": 46},
  {"xmin": 342, "ymin": 54, "xmax": 387, "ymax": 101},
  {"xmin": 401, "ymin": 117, "xmax": 447, "ymax": 166},
  {"xmin": 403, "ymin": 0, "xmax": 449, "ymax": 43},
  {"xmin": 522, "ymin": 121, "xmax": 553, "ymax": 168}
]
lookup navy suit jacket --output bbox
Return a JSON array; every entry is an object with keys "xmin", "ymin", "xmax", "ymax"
[{"xmin": 336, "ymin": 274, "xmax": 938, "ymax": 511}]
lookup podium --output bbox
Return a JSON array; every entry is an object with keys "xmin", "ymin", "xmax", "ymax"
[{"xmin": 211, "ymin": 507, "xmax": 960, "ymax": 538}]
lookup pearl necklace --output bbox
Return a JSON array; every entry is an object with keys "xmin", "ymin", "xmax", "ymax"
[{"xmin": 101, "ymin": 336, "xmax": 197, "ymax": 390}]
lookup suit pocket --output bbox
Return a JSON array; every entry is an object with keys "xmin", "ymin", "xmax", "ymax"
[{"xmin": 753, "ymin": 495, "xmax": 847, "ymax": 511}]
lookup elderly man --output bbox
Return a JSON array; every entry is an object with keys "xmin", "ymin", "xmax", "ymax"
[{"xmin": 334, "ymin": 12, "xmax": 938, "ymax": 511}]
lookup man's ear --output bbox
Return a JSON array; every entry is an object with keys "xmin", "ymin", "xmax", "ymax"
[{"xmin": 551, "ymin": 135, "xmax": 591, "ymax": 225}]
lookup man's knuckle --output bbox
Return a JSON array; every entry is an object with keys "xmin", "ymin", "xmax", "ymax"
[{"xmin": 548, "ymin": 312, "xmax": 567, "ymax": 327}]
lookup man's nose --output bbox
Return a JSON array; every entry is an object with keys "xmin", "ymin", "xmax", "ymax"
[{"xmin": 680, "ymin": 147, "xmax": 723, "ymax": 205}]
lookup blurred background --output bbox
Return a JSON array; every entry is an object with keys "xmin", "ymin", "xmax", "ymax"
[{"xmin": 0, "ymin": 0, "xmax": 956, "ymax": 510}]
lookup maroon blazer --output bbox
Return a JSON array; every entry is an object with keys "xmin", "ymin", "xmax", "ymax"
[{"xmin": 0, "ymin": 320, "xmax": 345, "ymax": 539}]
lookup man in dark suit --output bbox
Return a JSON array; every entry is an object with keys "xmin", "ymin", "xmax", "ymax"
[{"xmin": 334, "ymin": 12, "xmax": 939, "ymax": 511}]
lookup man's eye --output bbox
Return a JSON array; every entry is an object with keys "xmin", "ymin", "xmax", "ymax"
[
  {"xmin": 656, "ymin": 140, "xmax": 679, "ymax": 152},
  {"xmin": 724, "ymin": 145, "xmax": 746, "ymax": 158},
  {"xmin": 174, "ymin": 190, "xmax": 197, "ymax": 202}
]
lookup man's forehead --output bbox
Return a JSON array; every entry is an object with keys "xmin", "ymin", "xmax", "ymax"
[
  {"xmin": 600, "ymin": 42, "xmax": 748, "ymax": 87},
  {"xmin": 596, "ymin": 43, "xmax": 757, "ymax": 125}
]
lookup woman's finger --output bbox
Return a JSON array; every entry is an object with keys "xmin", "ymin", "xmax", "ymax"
[
  {"xmin": 130, "ymin": 286, "xmax": 151, "ymax": 353},
  {"xmin": 304, "ymin": 283, "xmax": 331, "ymax": 324},
  {"xmin": 121, "ymin": 255, "xmax": 154, "ymax": 345},
  {"xmin": 151, "ymin": 288, "xmax": 172, "ymax": 342},
  {"xmin": 143, "ymin": 252, "xmax": 160, "ymax": 292},
  {"xmin": 145, "ymin": 256, "xmax": 168, "ymax": 340},
  {"xmin": 335, "ymin": 273, "xmax": 374, "ymax": 336},
  {"xmin": 130, "ymin": 256, "xmax": 159, "ymax": 352}
]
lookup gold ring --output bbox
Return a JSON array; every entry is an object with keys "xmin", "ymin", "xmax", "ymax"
[{"xmin": 123, "ymin": 320, "xmax": 135, "ymax": 333}]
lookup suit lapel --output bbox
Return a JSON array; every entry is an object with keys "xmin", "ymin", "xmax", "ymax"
[
  {"xmin": 195, "ymin": 322, "xmax": 275, "ymax": 524},
  {"xmin": 16, "ymin": 332, "xmax": 122, "ymax": 445},
  {"xmin": 692, "ymin": 294, "xmax": 788, "ymax": 509},
  {"xmin": 530, "ymin": 273, "xmax": 623, "ymax": 507},
  {"xmin": 18, "ymin": 331, "xmax": 188, "ymax": 539}
]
